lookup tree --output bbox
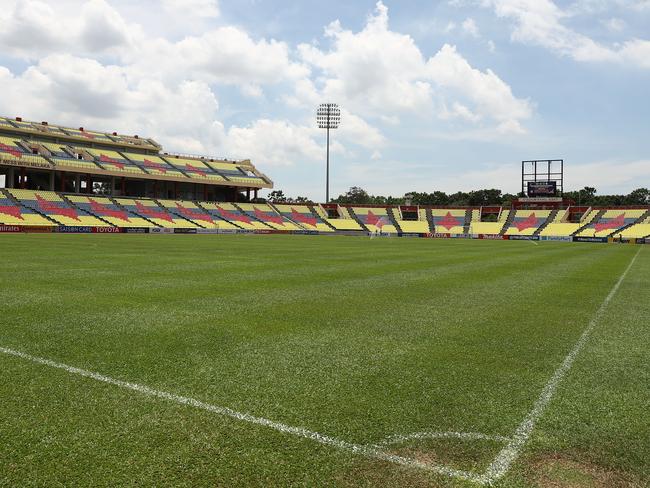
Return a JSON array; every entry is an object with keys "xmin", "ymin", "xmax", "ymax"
[
  {"xmin": 267, "ymin": 190, "xmax": 287, "ymax": 203},
  {"xmin": 331, "ymin": 186, "xmax": 372, "ymax": 204}
]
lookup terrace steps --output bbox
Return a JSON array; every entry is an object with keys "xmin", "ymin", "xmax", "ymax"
[
  {"xmin": 152, "ymin": 198, "xmax": 206, "ymax": 228},
  {"xmin": 499, "ymin": 209, "xmax": 515, "ymax": 236},
  {"xmin": 109, "ymin": 197, "xmax": 161, "ymax": 228},
  {"xmin": 463, "ymin": 209, "xmax": 472, "ymax": 234},
  {"xmin": 59, "ymin": 193, "xmax": 116, "ymax": 227},
  {"xmin": 347, "ymin": 207, "xmax": 369, "ymax": 232},
  {"xmin": 1, "ymin": 188, "xmax": 63, "ymax": 226},
  {"xmin": 425, "ymin": 208, "xmax": 435, "ymax": 233},
  {"xmin": 387, "ymin": 207, "xmax": 403, "ymax": 233},
  {"xmin": 533, "ymin": 209, "xmax": 559, "ymax": 236},
  {"xmin": 308, "ymin": 205, "xmax": 337, "ymax": 231},
  {"xmin": 572, "ymin": 209, "xmax": 605, "ymax": 236}
]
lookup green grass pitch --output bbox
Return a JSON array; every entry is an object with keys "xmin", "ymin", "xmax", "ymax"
[{"xmin": 0, "ymin": 234, "xmax": 648, "ymax": 487}]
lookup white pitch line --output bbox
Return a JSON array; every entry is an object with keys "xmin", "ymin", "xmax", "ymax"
[
  {"xmin": 374, "ymin": 431, "xmax": 511, "ymax": 447},
  {"xmin": 0, "ymin": 345, "xmax": 484, "ymax": 484},
  {"xmin": 482, "ymin": 247, "xmax": 642, "ymax": 485}
]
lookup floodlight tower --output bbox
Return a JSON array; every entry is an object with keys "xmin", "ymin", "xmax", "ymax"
[{"xmin": 316, "ymin": 103, "xmax": 341, "ymax": 203}]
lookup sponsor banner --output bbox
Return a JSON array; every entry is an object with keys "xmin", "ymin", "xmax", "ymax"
[
  {"xmin": 150, "ymin": 228, "xmax": 174, "ymax": 234},
  {"xmin": 427, "ymin": 233, "xmax": 451, "ymax": 238},
  {"xmin": 56, "ymin": 226, "xmax": 93, "ymax": 233},
  {"xmin": 573, "ymin": 236, "xmax": 607, "ymax": 243},
  {"xmin": 0, "ymin": 225, "xmax": 21, "ymax": 233},
  {"xmin": 540, "ymin": 236, "xmax": 572, "ymax": 242},
  {"xmin": 174, "ymin": 228, "xmax": 197, "ymax": 234},
  {"xmin": 196, "ymin": 229, "xmax": 222, "ymax": 234},
  {"xmin": 292, "ymin": 230, "xmax": 319, "ymax": 235},
  {"xmin": 93, "ymin": 227, "xmax": 121, "ymax": 233},
  {"xmin": 20, "ymin": 226, "xmax": 53, "ymax": 233},
  {"xmin": 122, "ymin": 227, "xmax": 149, "ymax": 234},
  {"xmin": 478, "ymin": 234, "xmax": 506, "ymax": 240},
  {"xmin": 235, "ymin": 229, "xmax": 255, "ymax": 234},
  {"xmin": 527, "ymin": 181, "xmax": 557, "ymax": 197},
  {"xmin": 451, "ymin": 233, "xmax": 471, "ymax": 239},
  {"xmin": 639, "ymin": 238, "xmax": 650, "ymax": 245},
  {"xmin": 398, "ymin": 232, "xmax": 422, "ymax": 238},
  {"xmin": 508, "ymin": 235, "xmax": 539, "ymax": 241}
]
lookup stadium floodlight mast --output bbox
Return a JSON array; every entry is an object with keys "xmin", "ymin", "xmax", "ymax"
[{"xmin": 316, "ymin": 103, "xmax": 341, "ymax": 203}]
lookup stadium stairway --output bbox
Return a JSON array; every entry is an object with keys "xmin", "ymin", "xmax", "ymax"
[
  {"xmin": 463, "ymin": 209, "xmax": 472, "ymax": 234},
  {"xmin": 152, "ymin": 199, "xmax": 207, "ymax": 228},
  {"xmin": 572, "ymin": 209, "xmax": 605, "ymax": 236},
  {"xmin": 387, "ymin": 207, "xmax": 403, "ymax": 233},
  {"xmin": 425, "ymin": 208, "xmax": 436, "ymax": 233},
  {"xmin": 499, "ymin": 209, "xmax": 515, "ymax": 236},
  {"xmin": 308, "ymin": 205, "xmax": 338, "ymax": 231},
  {"xmin": 347, "ymin": 207, "xmax": 370, "ymax": 232},
  {"xmin": 1, "ymin": 189, "xmax": 62, "ymax": 226},
  {"xmin": 60, "ymin": 194, "xmax": 115, "ymax": 227},
  {"xmin": 109, "ymin": 197, "xmax": 161, "ymax": 228},
  {"xmin": 194, "ymin": 202, "xmax": 248, "ymax": 229},
  {"xmin": 533, "ymin": 208, "xmax": 559, "ymax": 236},
  {"xmin": 232, "ymin": 203, "xmax": 279, "ymax": 229}
]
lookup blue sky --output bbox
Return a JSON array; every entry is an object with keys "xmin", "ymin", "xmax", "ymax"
[{"xmin": 0, "ymin": 0, "xmax": 649, "ymax": 200}]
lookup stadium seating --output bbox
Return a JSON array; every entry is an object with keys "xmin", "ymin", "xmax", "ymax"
[
  {"xmin": 0, "ymin": 135, "xmax": 51, "ymax": 166},
  {"xmin": 40, "ymin": 142, "xmax": 101, "ymax": 171},
  {"xmin": 66, "ymin": 195, "xmax": 153, "ymax": 227},
  {"xmin": 62, "ymin": 127, "xmax": 115, "ymax": 143},
  {"xmin": 199, "ymin": 202, "xmax": 269, "ymax": 230},
  {"xmin": 504, "ymin": 210, "xmax": 551, "ymax": 236},
  {"xmin": 431, "ymin": 209, "xmax": 465, "ymax": 234},
  {"xmin": 115, "ymin": 198, "xmax": 197, "ymax": 228},
  {"xmin": 203, "ymin": 161, "xmax": 265, "ymax": 185},
  {"xmin": 161, "ymin": 155, "xmax": 225, "ymax": 182},
  {"xmin": 272, "ymin": 204, "xmax": 334, "ymax": 232},
  {"xmin": 324, "ymin": 206, "xmax": 363, "ymax": 230},
  {"xmin": 83, "ymin": 148, "xmax": 145, "ymax": 175},
  {"xmin": 8, "ymin": 189, "xmax": 110, "ymax": 226},
  {"xmin": 122, "ymin": 153, "xmax": 184, "ymax": 178},
  {"xmin": 350, "ymin": 207, "xmax": 398, "ymax": 233},
  {"xmin": 235, "ymin": 203, "xmax": 301, "ymax": 230},
  {"xmin": 577, "ymin": 209, "xmax": 647, "ymax": 237},
  {"xmin": 539, "ymin": 208, "xmax": 580, "ymax": 236},
  {"xmin": 619, "ymin": 214, "xmax": 650, "ymax": 238},
  {"xmin": 0, "ymin": 191, "xmax": 54, "ymax": 226},
  {"xmin": 157, "ymin": 199, "xmax": 239, "ymax": 229}
]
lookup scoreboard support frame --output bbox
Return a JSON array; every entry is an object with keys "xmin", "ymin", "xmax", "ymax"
[{"xmin": 522, "ymin": 159, "xmax": 564, "ymax": 197}]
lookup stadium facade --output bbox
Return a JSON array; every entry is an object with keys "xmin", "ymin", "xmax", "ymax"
[{"xmin": 0, "ymin": 115, "xmax": 649, "ymax": 241}]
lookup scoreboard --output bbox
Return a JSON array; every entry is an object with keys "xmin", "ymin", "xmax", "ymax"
[{"xmin": 527, "ymin": 181, "xmax": 557, "ymax": 197}]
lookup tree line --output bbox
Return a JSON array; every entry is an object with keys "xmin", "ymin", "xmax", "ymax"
[{"xmin": 262, "ymin": 187, "xmax": 649, "ymax": 206}]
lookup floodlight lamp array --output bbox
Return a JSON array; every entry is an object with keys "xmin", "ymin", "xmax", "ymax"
[{"xmin": 316, "ymin": 103, "xmax": 341, "ymax": 129}]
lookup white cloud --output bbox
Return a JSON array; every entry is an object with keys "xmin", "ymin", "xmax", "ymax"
[
  {"xmin": 461, "ymin": 18, "xmax": 480, "ymax": 37},
  {"xmin": 223, "ymin": 120, "xmax": 323, "ymax": 166},
  {"xmin": 480, "ymin": 0, "xmax": 650, "ymax": 68},
  {"xmin": 297, "ymin": 1, "xmax": 531, "ymax": 134},
  {"xmin": 602, "ymin": 17, "xmax": 626, "ymax": 32},
  {"xmin": 162, "ymin": 0, "xmax": 219, "ymax": 18},
  {"xmin": 0, "ymin": 0, "xmax": 140, "ymax": 59}
]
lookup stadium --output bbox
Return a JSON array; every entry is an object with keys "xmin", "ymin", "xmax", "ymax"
[{"xmin": 1, "ymin": 2, "xmax": 649, "ymax": 488}]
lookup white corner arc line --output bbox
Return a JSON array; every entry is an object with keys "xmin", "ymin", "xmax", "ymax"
[
  {"xmin": 0, "ymin": 345, "xmax": 484, "ymax": 484},
  {"xmin": 483, "ymin": 247, "xmax": 642, "ymax": 485}
]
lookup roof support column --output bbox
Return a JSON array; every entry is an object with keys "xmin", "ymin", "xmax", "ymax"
[
  {"xmin": 7, "ymin": 167, "xmax": 14, "ymax": 188},
  {"xmin": 75, "ymin": 174, "xmax": 81, "ymax": 193},
  {"xmin": 20, "ymin": 167, "xmax": 26, "ymax": 189},
  {"xmin": 121, "ymin": 177, "xmax": 125, "ymax": 196},
  {"xmin": 49, "ymin": 171, "xmax": 55, "ymax": 191}
]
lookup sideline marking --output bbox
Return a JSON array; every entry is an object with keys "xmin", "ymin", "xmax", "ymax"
[
  {"xmin": 483, "ymin": 246, "xmax": 642, "ymax": 485},
  {"xmin": 0, "ymin": 345, "xmax": 483, "ymax": 484}
]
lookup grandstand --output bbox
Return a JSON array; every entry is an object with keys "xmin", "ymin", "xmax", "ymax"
[
  {"xmin": 1, "ymin": 115, "xmax": 649, "ymax": 241},
  {"xmin": 0, "ymin": 115, "xmax": 272, "ymax": 204}
]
